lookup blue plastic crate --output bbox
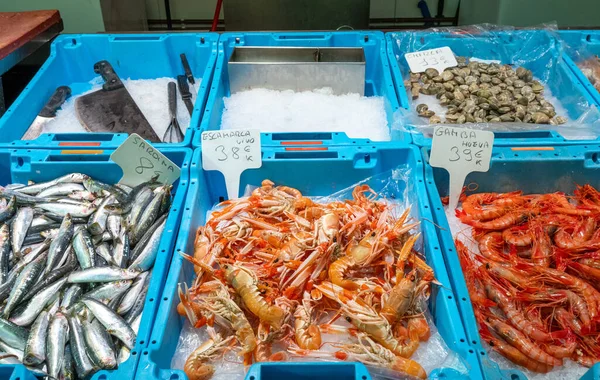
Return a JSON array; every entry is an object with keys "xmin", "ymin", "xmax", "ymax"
[
  {"xmin": 191, "ymin": 31, "xmax": 408, "ymax": 148},
  {"xmin": 0, "ymin": 33, "xmax": 218, "ymax": 149},
  {"xmin": 421, "ymin": 144, "xmax": 600, "ymax": 379},
  {"xmin": 0, "ymin": 365, "xmax": 37, "ymax": 380},
  {"xmin": 0, "ymin": 147, "xmax": 191, "ymax": 380},
  {"xmin": 559, "ymin": 30, "xmax": 600, "ymax": 107},
  {"xmin": 386, "ymin": 30, "xmax": 598, "ymax": 147},
  {"xmin": 136, "ymin": 144, "xmax": 484, "ymax": 380},
  {"xmin": 244, "ymin": 362, "xmax": 371, "ymax": 380}
]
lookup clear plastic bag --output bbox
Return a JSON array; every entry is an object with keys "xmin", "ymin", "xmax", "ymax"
[
  {"xmin": 389, "ymin": 24, "xmax": 600, "ymax": 140},
  {"xmin": 172, "ymin": 167, "xmax": 469, "ymax": 379},
  {"xmin": 560, "ymin": 31, "xmax": 600, "ymax": 95}
]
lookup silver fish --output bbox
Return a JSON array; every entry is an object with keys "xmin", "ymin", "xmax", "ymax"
[
  {"xmin": 125, "ymin": 187, "xmax": 153, "ymax": 228},
  {"xmin": 106, "ymin": 214, "xmax": 121, "ymax": 240},
  {"xmin": 82, "ymin": 318, "xmax": 117, "ymax": 369},
  {"xmin": 81, "ymin": 297, "xmax": 136, "ymax": 349},
  {"xmin": 47, "ymin": 311, "xmax": 69, "ymax": 379},
  {"xmin": 68, "ymin": 267, "xmax": 138, "ymax": 283},
  {"xmin": 73, "ymin": 229, "xmax": 96, "ymax": 269},
  {"xmin": 117, "ymin": 271, "xmax": 149, "ymax": 315},
  {"xmin": 95, "ymin": 242, "xmax": 115, "ymax": 266},
  {"xmin": 0, "ymin": 224, "xmax": 10, "ymax": 285},
  {"xmin": 0, "ymin": 196, "xmax": 16, "ymax": 223},
  {"xmin": 62, "ymin": 344, "xmax": 76, "ymax": 380},
  {"xmin": 23, "ymin": 308, "xmax": 52, "ymax": 366},
  {"xmin": 61, "ymin": 285, "xmax": 83, "ymax": 310},
  {"xmin": 129, "ymin": 218, "xmax": 165, "ymax": 272},
  {"xmin": 0, "ymin": 317, "xmax": 29, "ymax": 350},
  {"xmin": 3, "ymin": 251, "xmax": 46, "ymax": 317},
  {"xmin": 129, "ymin": 214, "xmax": 167, "ymax": 266},
  {"xmin": 15, "ymin": 173, "xmax": 89, "ymax": 195},
  {"xmin": 45, "ymin": 214, "xmax": 74, "ymax": 274},
  {"xmin": 67, "ymin": 313, "xmax": 97, "ymax": 379},
  {"xmin": 92, "ymin": 231, "xmax": 113, "ymax": 245},
  {"xmin": 130, "ymin": 312, "xmax": 142, "ymax": 334},
  {"xmin": 37, "ymin": 183, "xmax": 85, "ymax": 198},
  {"xmin": 83, "ymin": 280, "xmax": 132, "ymax": 304},
  {"xmin": 36, "ymin": 201, "xmax": 97, "ymax": 218},
  {"xmin": 88, "ymin": 195, "xmax": 116, "ymax": 235},
  {"xmin": 117, "ymin": 346, "xmax": 130, "ymax": 365},
  {"xmin": 113, "ymin": 229, "xmax": 130, "ymax": 268},
  {"xmin": 84, "ymin": 178, "xmax": 129, "ymax": 205},
  {"xmin": 124, "ymin": 277, "xmax": 150, "ymax": 325},
  {"xmin": 0, "ymin": 188, "xmax": 54, "ymax": 205},
  {"xmin": 129, "ymin": 187, "xmax": 167, "ymax": 244},
  {"xmin": 11, "ymin": 206, "xmax": 34, "ymax": 257},
  {"xmin": 11, "ymin": 277, "xmax": 67, "ymax": 326}
]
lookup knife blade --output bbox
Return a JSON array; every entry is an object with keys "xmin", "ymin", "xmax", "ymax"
[{"xmin": 22, "ymin": 86, "xmax": 71, "ymax": 140}]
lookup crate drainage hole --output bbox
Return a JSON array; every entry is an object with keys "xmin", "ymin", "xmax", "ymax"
[
  {"xmin": 593, "ymin": 153, "xmax": 599, "ymax": 164},
  {"xmin": 170, "ymin": 375, "xmax": 179, "ymax": 380},
  {"xmin": 250, "ymin": 377, "xmax": 255, "ymax": 380},
  {"xmin": 511, "ymin": 375, "xmax": 520, "ymax": 380}
]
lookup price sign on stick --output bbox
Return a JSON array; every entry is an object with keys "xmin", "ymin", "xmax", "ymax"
[
  {"xmin": 429, "ymin": 126, "xmax": 494, "ymax": 210},
  {"xmin": 111, "ymin": 133, "xmax": 181, "ymax": 186},
  {"xmin": 405, "ymin": 47, "xmax": 458, "ymax": 74},
  {"xmin": 201, "ymin": 130, "xmax": 262, "ymax": 200}
]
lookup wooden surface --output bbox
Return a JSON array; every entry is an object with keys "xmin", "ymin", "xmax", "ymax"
[{"xmin": 0, "ymin": 10, "xmax": 62, "ymax": 60}]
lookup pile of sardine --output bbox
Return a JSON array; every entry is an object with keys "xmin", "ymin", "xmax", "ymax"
[{"xmin": 0, "ymin": 173, "xmax": 172, "ymax": 379}]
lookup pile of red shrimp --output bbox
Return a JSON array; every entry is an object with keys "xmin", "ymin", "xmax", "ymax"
[{"xmin": 455, "ymin": 185, "xmax": 600, "ymax": 372}]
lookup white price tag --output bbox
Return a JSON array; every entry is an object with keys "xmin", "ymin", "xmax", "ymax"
[
  {"xmin": 429, "ymin": 126, "xmax": 494, "ymax": 210},
  {"xmin": 405, "ymin": 47, "xmax": 458, "ymax": 74},
  {"xmin": 201, "ymin": 130, "xmax": 262, "ymax": 200},
  {"xmin": 111, "ymin": 134, "xmax": 181, "ymax": 187}
]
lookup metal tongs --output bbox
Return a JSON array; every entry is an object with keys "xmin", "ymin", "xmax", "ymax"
[{"xmin": 163, "ymin": 82, "xmax": 184, "ymax": 143}]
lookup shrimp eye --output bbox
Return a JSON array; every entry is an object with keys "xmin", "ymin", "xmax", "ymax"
[
  {"xmin": 489, "ymin": 341, "xmax": 494, "ymax": 347},
  {"xmin": 371, "ymin": 232, "xmax": 376, "ymax": 237},
  {"xmin": 410, "ymin": 275, "xmax": 416, "ymax": 281},
  {"xmin": 274, "ymin": 259, "xmax": 279, "ymax": 263},
  {"xmin": 333, "ymin": 237, "xmax": 337, "ymax": 243},
  {"xmin": 485, "ymin": 263, "xmax": 490, "ymax": 270},
  {"xmin": 345, "ymin": 316, "xmax": 352, "ymax": 322}
]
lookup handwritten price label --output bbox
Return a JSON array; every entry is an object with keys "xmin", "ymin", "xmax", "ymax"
[
  {"xmin": 429, "ymin": 126, "xmax": 494, "ymax": 210},
  {"xmin": 110, "ymin": 133, "xmax": 181, "ymax": 186},
  {"xmin": 201, "ymin": 130, "xmax": 262, "ymax": 199},
  {"xmin": 405, "ymin": 47, "xmax": 458, "ymax": 74}
]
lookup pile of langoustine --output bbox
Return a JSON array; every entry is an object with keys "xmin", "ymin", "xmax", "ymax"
[
  {"xmin": 175, "ymin": 180, "xmax": 437, "ymax": 380},
  {"xmin": 454, "ymin": 185, "xmax": 600, "ymax": 373}
]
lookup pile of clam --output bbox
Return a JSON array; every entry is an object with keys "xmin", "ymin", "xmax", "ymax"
[{"xmin": 405, "ymin": 57, "xmax": 567, "ymax": 125}]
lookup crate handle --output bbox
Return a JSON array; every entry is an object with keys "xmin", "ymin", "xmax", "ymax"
[
  {"xmin": 270, "ymin": 132, "xmax": 332, "ymax": 144},
  {"xmin": 273, "ymin": 151, "xmax": 337, "ymax": 160},
  {"xmin": 274, "ymin": 34, "xmax": 327, "ymax": 40},
  {"xmin": 112, "ymin": 36, "xmax": 162, "ymax": 41},
  {"xmin": 51, "ymin": 133, "xmax": 121, "ymax": 145},
  {"xmin": 44, "ymin": 151, "xmax": 109, "ymax": 162}
]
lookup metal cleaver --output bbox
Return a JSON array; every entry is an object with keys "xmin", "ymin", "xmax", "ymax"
[{"xmin": 75, "ymin": 60, "xmax": 160, "ymax": 142}]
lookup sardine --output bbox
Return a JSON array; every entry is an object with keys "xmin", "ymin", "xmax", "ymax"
[
  {"xmin": 61, "ymin": 285, "xmax": 83, "ymax": 310},
  {"xmin": 117, "ymin": 346, "xmax": 130, "ymax": 365},
  {"xmin": 11, "ymin": 207, "xmax": 34, "ymax": 257},
  {"xmin": 0, "ymin": 224, "xmax": 10, "ymax": 284},
  {"xmin": 124, "ymin": 277, "xmax": 150, "ymax": 325},
  {"xmin": 117, "ymin": 271, "xmax": 149, "ymax": 315},
  {"xmin": 83, "ymin": 178, "xmax": 129, "ymax": 205},
  {"xmin": 68, "ymin": 190, "xmax": 100, "ymax": 201},
  {"xmin": 0, "ymin": 339, "xmax": 24, "ymax": 361},
  {"xmin": 88, "ymin": 195, "xmax": 116, "ymax": 235},
  {"xmin": 107, "ymin": 214, "xmax": 121, "ymax": 240},
  {"xmin": 73, "ymin": 228, "xmax": 96, "ymax": 269},
  {"xmin": 129, "ymin": 214, "xmax": 167, "ymax": 266},
  {"xmin": 96, "ymin": 242, "xmax": 115, "ymax": 266},
  {"xmin": 68, "ymin": 267, "xmax": 138, "ymax": 283},
  {"xmin": 23, "ymin": 308, "xmax": 52, "ymax": 366},
  {"xmin": 11, "ymin": 277, "xmax": 67, "ymax": 326},
  {"xmin": 0, "ymin": 317, "xmax": 29, "ymax": 350},
  {"xmin": 15, "ymin": 173, "xmax": 89, "ymax": 195},
  {"xmin": 113, "ymin": 229, "xmax": 130, "ymax": 268},
  {"xmin": 130, "ymin": 312, "xmax": 142, "ymax": 334},
  {"xmin": 125, "ymin": 187, "xmax": 153, "ymax": 228},
  {"xmin": 46, "ymin": 311, "xmax": 69, "ymax": 378},
  {"xmin": 45, "ymin": 213, "xmax": 74, "ymax": 274},
  {"xmin": 129, "ymin": 217, "xmax": 165, "ymax": 272},
  {"xmin": 0, "ymin": 196, "xmax": 16, "ymax": 223},
  {"xmin": 62, "ymin": 344, "xmax": 76, "ymax": 380},
  {"xmin": 3, "ymin": 252, "xmax": 46, "ymax": 317},
  {"xmin": 81, "ymin": 297, "xmax": 136, "ymax": 349},
  {"xmin": 68, "ymin": 313, "xmax": 97, "ymax": 379},
  {"xmin": 83, "ymin": 280, "xmax": 132, "ymax": 304},
  {"xmin": 36, "ymin": 201, "xmax": 96, "ymax": 218},
  {"xmin": 26, "ymin": 255, "xmax": 76, "ymax": 302},
  {"xmin": 82, "ymin": 318, "xmax": 117, "ymax": 369},
  {"xmin": 0, "ymin": 188, "xmax": 55, "ymax": 205},
  {"xmin": 129, "ymin": 187, "xmax": 166, "ymax": 244},
  {"xmin": 28, "ymin": 222, "xmax": 60, "ymax": 234},
  {"xmin": 37, "ymin": 183, "xmax": 85, "ymax": 198}
]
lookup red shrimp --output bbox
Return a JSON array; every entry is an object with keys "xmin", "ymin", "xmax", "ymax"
[
  {"xmin": 531, "ymin": 224, "xmax": 552, "ymax": 267},
  {"xmin": 478, "ymin": 232, "xmax": 507, "ymax": 262},
  {"xmin": 461, "ymin": 191, "xmax": 524, "ymax": 221},
  {"xmin": 502, "ymin": 224, "xmax": 533, "ymax": 247},
  {"xmin": 459, "ymin": 210, "xmax": 531, "ymax": 231}
]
